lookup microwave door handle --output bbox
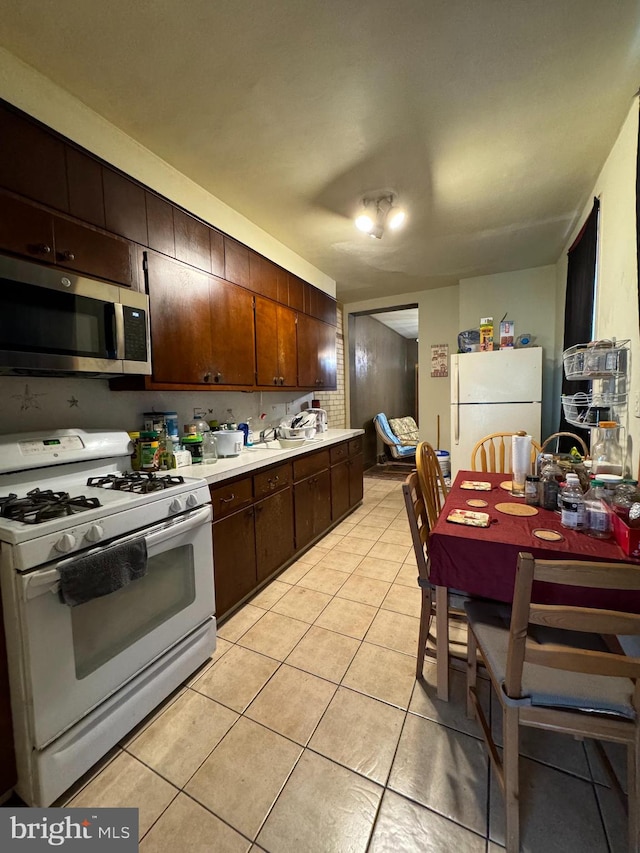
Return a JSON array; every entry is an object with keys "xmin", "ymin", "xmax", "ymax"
[{"xmin": 113, "ymin": 302, "xmax": 125, "ymax": 360}]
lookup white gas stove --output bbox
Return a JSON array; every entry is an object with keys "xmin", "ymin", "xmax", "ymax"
[
  {"xmin": 0, "ymin": 429, "xmax": 216, "ymax": 807},
  {"xmin": 0, "ymin": 430, "xmax": 210, "ymax": 570}
]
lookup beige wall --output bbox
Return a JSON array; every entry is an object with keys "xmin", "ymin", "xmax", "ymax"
[
  {"xmin": 0, "ymin": 48, "xmax": 335, "ymax": 296},
  {"xmin": 459, "ymin": 266, "xmax": 557, "ymax": 438},
  {"xmin": 555, "ymin": 98, "xmax": 639, "ymax": 475}
]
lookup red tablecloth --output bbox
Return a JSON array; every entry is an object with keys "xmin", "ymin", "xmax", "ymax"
[{"xmin": 429, "ymin": 471, "xmax": 640, "ymax": 612}]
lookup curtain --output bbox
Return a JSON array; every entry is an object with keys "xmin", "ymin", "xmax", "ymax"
[{"xmin": 558, "ymin": 198, "xmax": 600, "ymax": 447}]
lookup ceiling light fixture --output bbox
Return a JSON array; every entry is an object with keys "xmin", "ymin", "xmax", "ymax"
[{"xmin": 354, "ymin": 193, "xmax": 407, "ymax": 239}]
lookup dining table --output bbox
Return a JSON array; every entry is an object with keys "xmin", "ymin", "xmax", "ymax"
[{"xmin": 429, "ymin": 469, "xmax": 640, "ymax": 700}]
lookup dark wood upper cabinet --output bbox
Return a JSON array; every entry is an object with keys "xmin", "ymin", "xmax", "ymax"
[
  {"xmin": 276, "ymin": 266, "xmax": 288, "ymax": 304},
  {"xmin": 287, "ymin": 273, "xmax": 305, "ymax": 312},
  {"xmin": 146, "ymin": 252, "xmax": 214, "ymax": 384},
  {"xmin": 210, "ymin": 229, "xmax": 224, "ymax": 278},
  {"xmin": 174, "ymin": 208, "xmax": 211, "ymax": 272},
  {"xmin": 0, "ymin": 105, "xmax": 68, "ymax": 212},
  {"xmin": 0, "ymin": 192, "xmax": 55, "ymax": 262},
  {"xmin": 249, "ymin": 252, "xmax": 278, "ymax": 301},
  {"xmin": 66, "ymin": 148, "xmax": 105, "ymax": 228},
  {"xmin": 255, "ymin": 297, "xmax": 297, "ymax": 387},
  {"xmin": 103, "ymin": 168, "xmax": 148, "ymax": 245},
  {"xmin": 54, "ymin": 217, "xmax": 133, "ymax": 286},
  {"xmin": 224, "ymin": 237, "xmax": 250, "ymax": 288},
  {"xmin": 209, "ymin": 275, "xmax": 255, "ymax": 385},
  {"xmin": 146, "ymin": 192, "xmax": 175, "ymax": 257},
  {"xmin": 297, "ymin": 313, "xmax": 337, "ymax": 390}
]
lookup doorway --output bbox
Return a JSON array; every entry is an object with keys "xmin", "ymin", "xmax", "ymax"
[{"xmin": 348, "ymin": 305, "xmax": 418, "ymax": 470}]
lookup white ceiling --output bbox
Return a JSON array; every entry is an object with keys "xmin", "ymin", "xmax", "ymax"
[
  {"xmin": 370, "ymin": 310, "xmax": 419, "ymax": 340},
  {"xmin": 1, "ymin": 1, "xmax": 640, "ymax": 304}
]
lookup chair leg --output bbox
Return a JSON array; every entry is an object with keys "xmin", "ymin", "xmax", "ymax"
[
  {"xmin": 466, "ymin": 626, "xmax": 477, "ymax": 719},
  {"xmin": 415, "ymin": 588, "xmax": 432, "ymax": 679},
  {"xmin": 503, "ymin": 707, "xmax": 520, "ymax": 853},
  {"xmin": 435, "ymin": 585, "xmax": 449, "ymax": 701},
  {"xmin": 629, "ymin": 735, "xmax": 639, "ymax": 853}
]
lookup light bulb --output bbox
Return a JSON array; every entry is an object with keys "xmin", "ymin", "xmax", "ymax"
[
  {"xmin": 387, "ymin": 207, "xmax": 406, "ymax": 230},
  {"xmin": 355, "ymin": 212, "xmax": 375, "ymax": 233}
]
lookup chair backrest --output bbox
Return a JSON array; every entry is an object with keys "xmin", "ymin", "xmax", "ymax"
[
  {"xmin": 471, "ymin": 432, "xmax": 542, "ymax": 473},
  {"xmin": 373, "ymin": 413, "xmax": 416, "ymax": 460},
  {"xmin": 415, "ymin": 441, "xmax": 449, "ymax": 530},
  {"xmin": 540, "ymin": 431, "xmax": 590, "ymax": 459},
  {"xmin": 504, "ymin": 552, "xmax": 640, "ymax": 704},
  {"xmin": 401, "ymin": 472, "xmax": 430, "ymax": 583}
]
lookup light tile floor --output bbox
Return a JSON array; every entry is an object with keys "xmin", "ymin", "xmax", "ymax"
[{"xmin": 51, "ymin": 475, "xmax": 628, "ymax": 851}]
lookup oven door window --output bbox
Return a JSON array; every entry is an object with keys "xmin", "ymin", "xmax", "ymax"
[
  {"xmin": 0, "ymin": 279, "xmax": 116, "ymax": 359},
  {"xmin": 71, "ymin": 543, "xmax": 196, "ymax": 679}
]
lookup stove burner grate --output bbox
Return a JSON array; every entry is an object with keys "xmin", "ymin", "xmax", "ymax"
[
  {"xmin": 0, "ymin": 488, "xmax": 102, "ymax": 524},
  {"xmin": 87, "ymin": 472, "xmax": 186, "ymax": 493}
]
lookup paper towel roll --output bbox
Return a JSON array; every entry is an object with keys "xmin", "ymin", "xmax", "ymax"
[{"xmin": 511, "ymin": 433, "xmax": 532, "ymax": 478}]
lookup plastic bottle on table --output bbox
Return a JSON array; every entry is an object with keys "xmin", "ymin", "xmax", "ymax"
[
  {"xmin": 584, "ymin": 479, "xmax": 612, "ymax": 539},
  {"xmin": 560, "ymin": 473, "xmax": 586, "ymax": 530}
]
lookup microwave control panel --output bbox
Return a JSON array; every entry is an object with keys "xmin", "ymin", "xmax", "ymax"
[{"xmin": 122, "ymin": 306, "xmax": 148, "ymax": 361}]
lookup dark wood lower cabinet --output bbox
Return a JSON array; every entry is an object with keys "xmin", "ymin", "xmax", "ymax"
[
  {"xmin": 212, "ymin": 439, "xmax": 363, "ymax": 620},
  {"xmin": 255, "ymin": 488, "xmax": 294, "ymax": 582},
  {"xmin": 212, "ymin": 506, "xmax": 257, "ymax": 617}
]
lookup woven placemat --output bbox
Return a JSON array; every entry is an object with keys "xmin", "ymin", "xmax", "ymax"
[
  {"xmin": 499, "ymin": 480, "xmax": 512, "ymax": 491},
  {"xmin": 495, "ymin": 502, "xmax": 539, "ymax": 517},
  {"xmin": 532, "ymin": 528, "xmax": 564, "ymax": 541},
  {"xmin": 466, "ymin": 498, "xmax": 489, "ymax": 507}
]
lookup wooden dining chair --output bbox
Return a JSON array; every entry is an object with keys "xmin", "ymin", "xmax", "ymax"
[
  {"xmin": 471, "ymin": 431, "xmax": 542, "ymax": 473},
  {"xmin": 402, "ymin": 470, "xmax": 467, "ymax": 683},
  {"xmin": 540, "ymin": 430, "xmax": 590, "ymax": 459},
  {"xmin": 465, "ymin": 552, "xmax": 640, "ymax": 853},
  {"xmin": 415, "ymin": 440, "xmax": 449, "ymax": 530}
]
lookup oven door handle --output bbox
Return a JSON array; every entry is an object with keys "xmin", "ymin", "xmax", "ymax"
[{"xmin": 21, "ymin": 504, "xmax": 213, "ymax": 601}]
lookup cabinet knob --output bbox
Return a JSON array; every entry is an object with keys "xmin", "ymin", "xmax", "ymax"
[
  {"xmin": 204, "ymin": 372, "xmax": 211, "ymax": 382},
  {"xmin": 219, "ymin": 494, "xmax": 235, "ymax": 504},
  {"xmin": 273, "ymin": 377, "xmax": 278, "ymax": 385},
  {"xmin": 214, "ymin": 372, "xmax": 222, "ymax": 383},
  {"xmin": 62, "ymin": 250, "xmax": 76, "ymax": 261},
  {"xmin": 279, "ymin": 376, "xmax": 284, "ymax": 385},
  {"xmin": 34, "ymin": 243, "xmax": 51, "ymax": 255}
]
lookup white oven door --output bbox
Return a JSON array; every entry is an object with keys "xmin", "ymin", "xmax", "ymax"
[{"xmin": 18, "ymin": 504, "xmax": 214, "ymax": 748}]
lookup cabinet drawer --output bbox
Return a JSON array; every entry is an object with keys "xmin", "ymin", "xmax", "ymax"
[
  {"xmin": 293, "ymin": 449, "xmax": 330, "ymax": 481},
  {"xmin": 330, "ymin": 443, "xmax": 349, "ymax": 465},
  {"xmin": 210, "ymin": 476, "xmax": 253, "ymax": 519},
  {"xmin": 254, "ymin": 463, "xmax": 292, "ymax": 496},
  {"xmin": 348, "ymin": 437, "xmax": 363, "ymax": 456}
]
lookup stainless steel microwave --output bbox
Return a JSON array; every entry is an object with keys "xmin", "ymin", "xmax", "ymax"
[{"xmin": 0, "ymin": 255, "xmax": 151, "ymax": 376}]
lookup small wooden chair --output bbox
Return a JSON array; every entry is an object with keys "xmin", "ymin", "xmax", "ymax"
[
  {"xmin": 466, "ymin": 552, "xmax": 640, "ymax": 853},
  {"xmin": 415, "ymin": 441, "xmax": 449, "ymax": 530},
  {"xmin": 471, "ymin": 431, "xmax": 542, "ymax": 473},
  {"xmin": 402, "ymin": 470, "xmax": 467, "ymax": 685}
]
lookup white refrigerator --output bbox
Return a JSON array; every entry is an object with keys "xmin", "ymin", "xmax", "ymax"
[{"xmin": 450, "ymin": 348, "xmax": 542, "ymax": 478}]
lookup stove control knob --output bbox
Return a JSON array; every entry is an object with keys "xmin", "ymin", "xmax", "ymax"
[
  {"xmin": 85, "ymin": 524, "xmax": 104, "ymax": 543},
  {"xmin": 186, "ymin": 493, "xmax": 199, "ymax": 509},
  {"xmin": 55, "ymin": 533, "xmax": 76, "ymax": 553},
  {"xmin": 170, "ymin": 498, "xmax": 185, "ymax": 514}
]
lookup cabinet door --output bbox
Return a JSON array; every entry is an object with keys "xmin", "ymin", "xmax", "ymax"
[
  {"xmin": 0, "ymin": 193, "xmax": 54, "ymax": 261},
  {"xmin": 255, "ymin": 488, "xmax": 294, "ymax": 581},
  {"xmin": 224, "ymin": 237, "xmax": 250, "ymax": 288},
  {"xmin": 54, "ymin": 217, "xmax": 134, "ymax": 286},
  {"xmin": 294, "ymin": 469, "xmax": 331, "ymax": 549},
  {"xmin": 311, "ymin": 469, "xmax": 332, "ymax": 538},
  {"xmin": 212, "ymin": 509, "xmax": 257, "ymax": 618},
  {"xmin": 146, "ymin": 253, "xmax": 214, "ymax": 384},
  {"xmin": 0, "ymin": 105, "xmax": 68, "ymax": 211},
  {"xmin": 287, "ymin": 273, "xmax": 305, "ymax": 312},
  {"xmin": 348, "ymin": 453, "xmax": 364, "ymax": 507},
  {"xmin": 296, "ymin": 312, "xmax": 319, "ymax": 388},
  {"xmin": 210, "ymin": 229, "xmax": 225, "ymax": 278},
  {"xmin": 103, "ymin": 168, "xmax": 148, "ymax": 245},
  {"xmin": 249, "ymin": 253, "xmax": 278, "ymax": 301},
  {"xmin": 317, "ymin": 319, "xmax": 337, "ymax": 389},
  {"xmin": 209, "ymin": 276, "xmax": 255, "ymax": 385},
  {"xmin": 255, "ymin": 297, "xmax": 280, "ymax": 386},
  {"xmin": 331, "ymin": 459, "xmax": 350, "ymax": 521},
  {"xmin": 66, "ymin": 148, "xmax": 105, "ymax": 228},
  {"xmin": 146, "ymin": 192, "xmax": 175, "ymax": 257},
  {"xmin": 174, "ymin": 208, "xmax": 211, "ymax": 272},
  {"xmin": 277, "ymin": 304, "xmax": 298, "ymax": 386}
]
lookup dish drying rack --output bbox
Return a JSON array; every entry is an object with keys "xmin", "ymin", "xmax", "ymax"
[{"xmin": 561, "ymin": 339, "xmax": 629, "ymax": 429}]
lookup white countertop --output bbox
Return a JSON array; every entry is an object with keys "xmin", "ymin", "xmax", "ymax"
[{"xmin": 175, "ymin": 429, "xmax": 365, "ymax": 486}]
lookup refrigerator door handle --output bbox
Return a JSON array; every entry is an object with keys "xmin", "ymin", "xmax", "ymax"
[{"xmin": 453, "ymin": 357, "xmax": 460, "ymax": 444}]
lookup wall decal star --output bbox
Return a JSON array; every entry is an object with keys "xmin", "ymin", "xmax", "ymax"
[
  {"xmin": 12, "ymin": 384, "xmax": 45, "ymax": 411},
  {"xmin": 68, "ymin": 396, "xmax": 79, "ymax": 407}
]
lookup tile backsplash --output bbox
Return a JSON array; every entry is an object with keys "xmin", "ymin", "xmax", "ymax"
[{"xmin": 0, "ymin": 376, "xmax": 316, "ymax": 437}]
